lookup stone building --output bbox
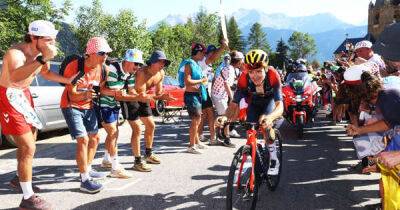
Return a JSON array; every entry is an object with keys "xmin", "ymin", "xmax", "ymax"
[{"xmin": 368, "ymin": 0, "xmax": 400, "ymax": 40}]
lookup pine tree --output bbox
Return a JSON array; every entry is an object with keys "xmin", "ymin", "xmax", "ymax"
[
  {"xmin": 226, "ymin": 17, "xmax": 244, "ymax": 52},
  {"xmin": 275, "ymin": 38, "xmax": 289, "ymax": 69},
  {"xmin": 247, "ymin": 22, "xmax": 271, "ymax": 53}
]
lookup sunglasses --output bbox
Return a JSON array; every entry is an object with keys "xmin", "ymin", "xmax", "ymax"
[
  {"xmin": 245, "ymin": 62, "xmax": 264, "ymax": 70},
  {"xmin": 133, "ymin": 62, "xmax": 143, "ymax": 67},
  {"xmin": 97, "ymin": 51, "xmax": 109, "ymax": 56}
]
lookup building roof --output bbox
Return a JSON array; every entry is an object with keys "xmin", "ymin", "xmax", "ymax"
[{"xmin": 333, "ymin": 34, "xmax": 376, "ymax": 54}]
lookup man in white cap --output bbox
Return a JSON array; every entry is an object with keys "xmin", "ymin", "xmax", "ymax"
[
  {"xmin": 354, "ymin": 40, "xmax": 385, "ymax": 75},
  {"xmin": 60, "ymin": 36, "xmax": 112, "ymax": 193},
  {"xmin": 0, "ymin": 20, "xmax": 75, "ymax": 210},
  {"xmin": 99, "ymin": 48, "xmax": 151, "ymax": 177}
]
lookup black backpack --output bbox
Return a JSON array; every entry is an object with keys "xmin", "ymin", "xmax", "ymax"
[{"xmin": 59, "ymin": 54, "xmax": 85, "ymax": 86}]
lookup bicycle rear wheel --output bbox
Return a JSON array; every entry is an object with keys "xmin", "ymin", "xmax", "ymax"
[
  {"xmin": 226, "ymin": 145, "xmax": 258, "ymax": 210},
  {"xmin": 267, "ymin": 129, "xmax": 283, "ymax": 191}
]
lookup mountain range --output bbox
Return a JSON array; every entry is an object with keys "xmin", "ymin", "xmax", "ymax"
[{"xmin": 156, "ymin": 9, "xmax": 368, "ymax": 62}]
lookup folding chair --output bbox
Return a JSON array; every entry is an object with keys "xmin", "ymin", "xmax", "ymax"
[{"xmin": 162, "ymin": 106, "xmax": 184, "ymax": 124}]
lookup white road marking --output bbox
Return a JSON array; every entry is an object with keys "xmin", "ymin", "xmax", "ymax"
[{"xmin": 104, "ymin": 178, "xmax": 142, "ymax": 191}]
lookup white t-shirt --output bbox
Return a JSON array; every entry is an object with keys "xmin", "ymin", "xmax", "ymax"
[
  {"xmin": 211, "ymin": 65, "xmax": 235, "ymax": 99},
  {"xmin": 198, "ymin": 57, "xmax": 214, "ymax": 90},
  {"xmin": 368, "ymin": 53, "xmax": 386, "ymax": 73}
]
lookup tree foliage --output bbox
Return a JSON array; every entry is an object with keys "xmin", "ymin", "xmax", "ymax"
[
  {"xmin": 247, "ymin": 22, "xmax": 270, "ymax": 53},
  {"xmin": 275, "ymin": 38, "xmax": 289, "ymax": 69},
  {"xmin": 288, "ymin": 31, "xmax": 317, "ymax": 60},
  {"xmin": 226, "ymin": 17, "xmax": 244, "ymax": 52},
  {"xmin": 73, "ymin": 0, "xmax": 152, "ymax": 59}
]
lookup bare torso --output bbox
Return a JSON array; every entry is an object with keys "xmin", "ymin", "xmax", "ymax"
[
  {"xmin": 135, "ymin": 66, "xmax": 164, "ymax": 94},
  {"xmin": 0, "ymin": 43, "xmax": 41, "ymax": 89}
]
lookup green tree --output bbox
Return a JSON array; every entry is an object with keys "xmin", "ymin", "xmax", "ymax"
[
  {"xmin": 73, "ymin": 0, "xmax": 111, "ymax": 53},
  {"xmin": 275, "ymin": 38, "xmax": 289, "ymax": 69},
  {"xmin": 73, "ymin": 0, "xmax": 152, "ymax": 59},
  {"xmin": 192, "ymin": 7, "xmax": 219, "ymax": 46},
  {"xmin": 0, "ymin": 0, "xmax": 72, "ymax": 56},
  {"xmin": 151, "ymin": 22, "xmax": 194, "ymax": 76},
  {"xmin": 226, "ymin": 17, "xmax": 244, "ymax": 52},
  {"xmin": 105, "ymin": 10, "xmax": 152, "ymax": 58},
  {"xmin": 287, "ymin": 31, "xmax": 317, "ymax": 60},
  {"xmin": 247, "ymin": 22, "xmax": 270, "ymax": 53}
]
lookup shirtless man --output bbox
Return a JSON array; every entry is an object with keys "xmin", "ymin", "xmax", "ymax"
[
  {"xmin": 0, "ymin": 20, "xmax": 75, "ymax": 210},
  {"xmin": 129, "ymin": 50, "xmax": 175, "ymax": 172}
]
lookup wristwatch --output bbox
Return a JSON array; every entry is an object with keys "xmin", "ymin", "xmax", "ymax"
[{"xmin": 35, "ymin": 56, "xmax": 46, "ymax": 65}]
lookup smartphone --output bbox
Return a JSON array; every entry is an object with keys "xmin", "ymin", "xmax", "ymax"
[
  {"xmin": 92, "ymin": 85, "xmax": 100, "ymax": 93},
  {"xmin": 71, "ymin": 70, "xmax": 86, "ymax": 85}
]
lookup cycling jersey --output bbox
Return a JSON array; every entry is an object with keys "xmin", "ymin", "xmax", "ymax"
[{"xmin": 235, "ymin": 66, "xmax": 283, "ymax": 103}]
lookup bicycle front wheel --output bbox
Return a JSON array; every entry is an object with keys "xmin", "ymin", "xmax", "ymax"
[{"xmin": 226, "ymin": 145, "xmax": 258, "ymax": 210}]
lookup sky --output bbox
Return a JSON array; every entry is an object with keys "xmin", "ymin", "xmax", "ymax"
[{"xmin": 54, "ymin": 0, "xmax": 370, "ymax": 26}]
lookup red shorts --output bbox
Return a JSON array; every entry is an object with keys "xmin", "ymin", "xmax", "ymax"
[{"xmin": 0, "ymin": 86, "xmax": 34, "ymax": 135}]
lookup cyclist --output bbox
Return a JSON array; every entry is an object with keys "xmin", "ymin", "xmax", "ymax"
[{"xmin": 218, "ymin": 49, "xmax": 284, "ymax": 175}]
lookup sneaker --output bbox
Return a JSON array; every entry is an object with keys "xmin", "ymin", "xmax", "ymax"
[
  {"xmin": 223, "ymin": 139, "xmax": 236, "ymax": 148},
  {"xmin": 109, "ymin": 168, "xmax": 132, "ymax": 179},
  {"xmin": 19, "ymin": 194, "xmax": 53, "ymax": 210},
  {"xmin": 89, "ymin": 169, "xmax": 108, "ymax": 180},
  {"xmin": 80, "ymin": 179, "xmax": 103, "ymax": 194},
  {"xmin": 196, "ymin": 142, "xmax": 208, "ymax": 149},
  {"xmin": 267, "ymin": 159, "xmax": 280, "ymax": 176},
  {"xmin": 145, "ymin": 154, "xmax": 161, "ymax": 164},
  {"xmin": 199, "ymin": 135, "xmax": 208, "ymax": 142},
  {"xmin": 208, "ymin": 140, "xmax": 221, "ymax": 146},
  {"xmin": 101, "ymin": 159, "xmax": 112, "ymax": 169},
  {"xmin": 187, "ymin": 146, "xmax": 203, "ymax": 154},
  {"xmin": 9, "ymin": 175, "xmax": 41, "ymax": 193},
  {"xmin": 132, "ymin": 162, "xmax": 152, "ymax": 172},
  {"xmin": 229, "ymin": 129, "xmax": 241, "ymax": 138}
]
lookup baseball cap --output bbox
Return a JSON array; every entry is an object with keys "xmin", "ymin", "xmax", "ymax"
[
  {"xmin": 230, "ymin": 51, "xmax": 244, "ymax": 60},
  {"xmin": 146, "ymin": 50, "xmax": 171, "ymax": 67},
  {"xmin": 28, "ymin": 20, "xmax": 58, "ymax": 37},
  {"xmin": 373, "ymin": 22, "xmax": 400, "ymax": 61},
  {"xmin": 354, "ymin": 40, "xmax": 372, "ymax": 50},
  {"xmin": 191, "ymin": 43, "xmax": 206, "ymax": 55},
  {"xmin": 124, "ymin": 49, "xmax": 144, "ymax": 64},
  {"xmin": 85, "ymin": 37, "xmax": 112, "ymax": 55}
]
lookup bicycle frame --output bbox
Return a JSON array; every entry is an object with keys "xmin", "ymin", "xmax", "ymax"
[{"xmin": 236, "ymin": 126, "xmax": 259, "ymax": 193}]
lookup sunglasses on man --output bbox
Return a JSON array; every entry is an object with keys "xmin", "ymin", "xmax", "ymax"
[
  {"xmin": 133, "ymin": 62, "xmax": 143, "ymax": 67},
  {"xmin": 97, "ymin": 51, "xmax": 109, "ymax": 56}
]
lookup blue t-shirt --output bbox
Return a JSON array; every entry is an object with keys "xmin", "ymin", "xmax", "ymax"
[{"xmin": 376, "ymin": 89, "xmax": 400, "ymax": 128}]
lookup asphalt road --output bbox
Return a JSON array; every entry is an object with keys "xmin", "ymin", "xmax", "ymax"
[{"xmin": 0, "ymin": 111, "xmax": 380, "ymax": 210}]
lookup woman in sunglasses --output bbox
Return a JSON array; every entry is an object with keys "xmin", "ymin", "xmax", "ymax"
[{"xmin": 219, "ymin": 49, "xmax": 284, "ymax": 176}]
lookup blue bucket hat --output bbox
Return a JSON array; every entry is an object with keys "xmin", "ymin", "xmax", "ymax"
[
  {"xmin": 124, "ymin": 49, "xmax": 144, "ymax": 64},
  {"xmin": 146, "ymin": 50, "xmax": 171, "ymax": 67}
]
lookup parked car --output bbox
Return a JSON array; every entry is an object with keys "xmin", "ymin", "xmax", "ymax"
[
  {"xmin": 0, "ymin": 61, "xmax": 68, "ymax": 146},
  {"xmin": 149, "ymin": 76, "xmax": 185, "ymax": 116}
]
